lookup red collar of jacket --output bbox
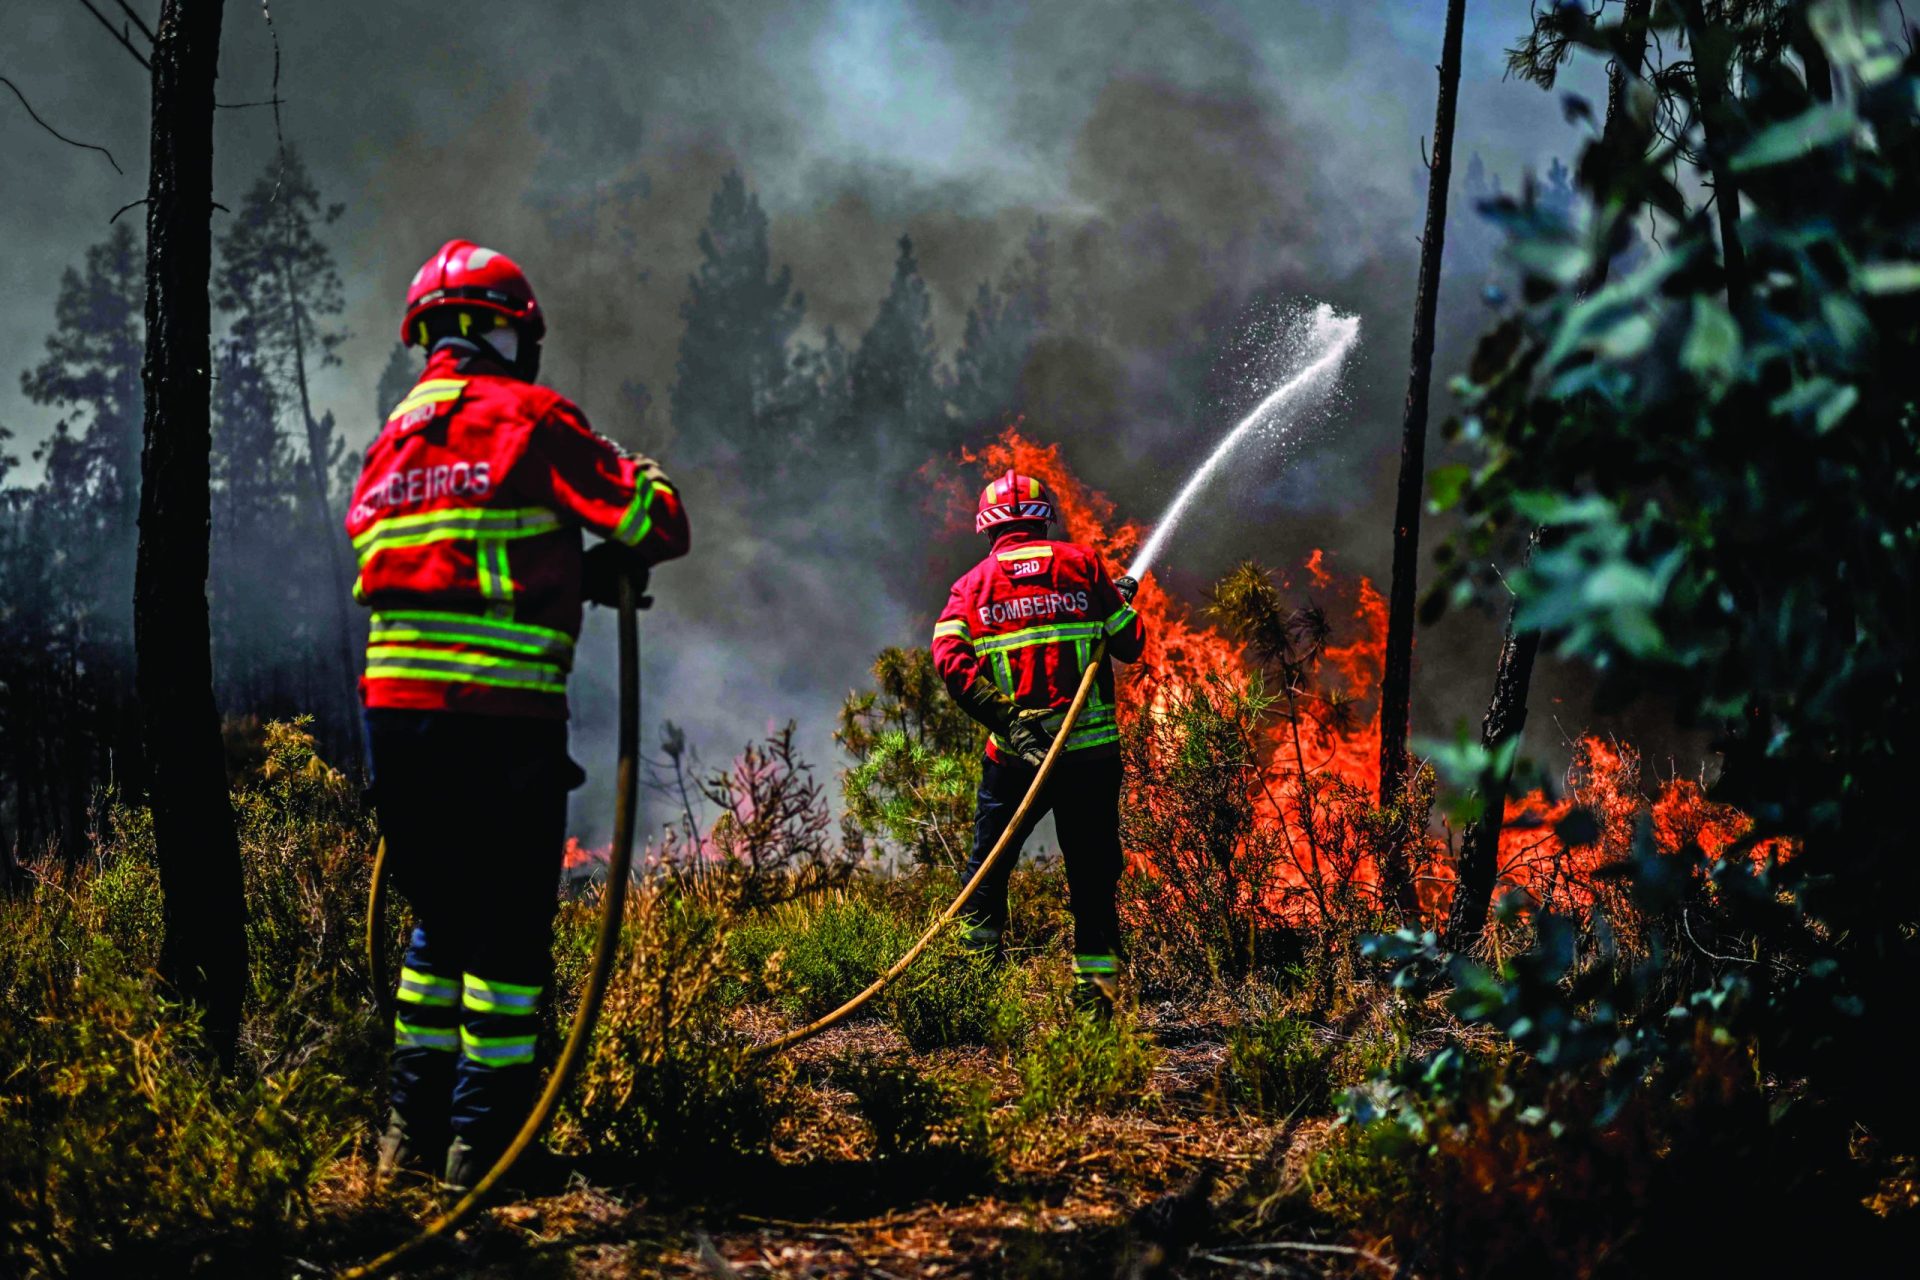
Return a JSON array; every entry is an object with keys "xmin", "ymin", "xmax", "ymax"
[
  {"xmin": 987, "ymin": 525, "xmax": 1049, "ymax": 554},
  {"xmin": 421, "ymin": 342, "xmax": 518, "ymax": 382}
]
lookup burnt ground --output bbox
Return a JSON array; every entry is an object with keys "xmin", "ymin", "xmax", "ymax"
[{"xmin": 306, "ymin": 1005, "xmax": 1352, "ymax": 1280}]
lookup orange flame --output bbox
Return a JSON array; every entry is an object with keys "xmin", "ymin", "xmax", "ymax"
[{"xmin": 958, "ymin": 426, "xmax": 1776, "ymax": 935}]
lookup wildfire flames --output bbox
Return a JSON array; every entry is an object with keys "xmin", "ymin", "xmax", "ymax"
[{"xmin": 966, "ymin": 427, "xmax": 1771, "ymax": 933}]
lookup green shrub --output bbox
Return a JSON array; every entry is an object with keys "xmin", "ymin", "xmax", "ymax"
[
  {"xmin": 727, "ymin": 887, "xmax": 917, "ymax": 1019},
  {"xmin": 564, "ymin": 886, "xmax": 777, "ymax": 1164},
  {"xmin": 884, "ymin": 924, "xmax": 1026, "ymax": 1051},
  {"xmin": 1222, "ymin": 1012, "xmax": 1333, "ymax": 1117},
  {"xmin": 0, "ymin": 866, "xmax": 358, "ymax": 1275},
  {"xmin": 838, "ymin": 1052, "xmax": 994, "ymax": 1164},
  {"xmin": 88, "ymin": 808, "xmax": 163, "ymax": 966},
  {"xmin": 1013, "ymin": 1011, "xmax": 1157, "ymax": 1124}
]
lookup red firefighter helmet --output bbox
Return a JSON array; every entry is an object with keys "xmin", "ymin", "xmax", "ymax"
[
  {"xmin": 401, "ymin": 239, "xmax": 545, "ymax": 347},
  {"xmin": 976, "ymin": 470, "xmax": 1056, "ymax": 534}
]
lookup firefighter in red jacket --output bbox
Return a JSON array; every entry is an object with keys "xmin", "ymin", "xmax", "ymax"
[
  {"xmin": 348, "ymin": 240, "xmax": 689, "ymax": 1187},
  {"xmin": 931, "ymin": 471, "xmax": 1145, "ymax": 1012}
]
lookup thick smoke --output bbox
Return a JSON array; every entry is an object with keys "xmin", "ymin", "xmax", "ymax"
[{"xmin": 6, "ymin": 1, "xmax": 1658, "ymax": 847}]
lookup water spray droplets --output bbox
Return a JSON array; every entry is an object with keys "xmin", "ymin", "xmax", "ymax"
[{"xmin": 1126, "ymin": 303, "xmax": 1361, "ymax": 581}]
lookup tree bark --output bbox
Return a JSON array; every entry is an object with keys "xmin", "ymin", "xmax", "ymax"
[
  {"xmin": 1677, "ymin": 0, "xmax": 1749, "ymax": 310},
  {"xmin": 1445, "ymin": 1, "xmax": 1652, "ymax": 947},
  {"xmin": 1445, "ymin": 542, "xmax": 1541, "ymax": 947},
  {"xmin": 135, "ymin": 0, "xmax": 246, "ymax": 1061},
  {"xmin": 1377, "ymin": 0, "xmax": 1467, "ymax": 920}
]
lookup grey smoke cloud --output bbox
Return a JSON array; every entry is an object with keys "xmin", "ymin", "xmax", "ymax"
[{"xmin": 5, "ymin": 1, "xmax": 1660, "ymax": 843}]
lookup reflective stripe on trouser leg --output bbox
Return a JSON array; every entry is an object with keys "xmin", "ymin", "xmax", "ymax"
[
  {"xmin": 397, "ymin": 965, "xmax": 459, "ymax": 1009},
  {"xmin": 388, "ymin": 928, "xmax": 462, "ymax": 1154},
  {"xmin": 459, "ymin": 971, "xmax": 542, "ymax": 1068},
  {"xmin": 1073, "ymin": 953, "xmax": 1119, "ymax": 984},
  {"xmin": 393, "ymin": 945, "xmax": 462, "ymax": 1051}
]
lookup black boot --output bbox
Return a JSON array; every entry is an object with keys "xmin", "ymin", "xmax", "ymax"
[
  {"xmin": 376, "ymin": 1107, "xmax": 444, "ymax": 1182},
  {"xmin": 1074, "ymin": 972, "xmax": 1118, "ymax": 1020},
  {"xmin": 442, "ymin": 1134, "xmax": 492, "ymax": 1195}
]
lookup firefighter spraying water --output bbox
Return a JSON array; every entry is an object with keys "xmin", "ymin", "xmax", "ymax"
[
  {"xmin": 749, "ymin": 304, "xmax": 1365, "ymax": 1050},
  {"xmin": 934, "ymin": 472, "xmax": 1146, "ymax": 1014},
  {"xmin": 346, "ymin": 239, "xmax": 689, "ymax": 1192}
]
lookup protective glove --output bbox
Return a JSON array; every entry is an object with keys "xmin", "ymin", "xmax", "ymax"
[
  {"xmin": 1113, "ymin": 574, "xmax": 1139, "ymax": 603},
  {"xmin": 953, "ymin": 675, "xmax": 1022, "ymax": 736},
  {"xmin": 1004, "ymin": 707, "xmax": 1058, "ymax": 767},
  {"xmin": 583, "ymin": 542, "xmax": 652, "ymax": 608}
]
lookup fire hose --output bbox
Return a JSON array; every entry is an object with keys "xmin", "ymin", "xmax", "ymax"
[
  {"xmin": 349, "ymin": 597, "xmax": 1107, "ymax": 1270},
  {"xmin": 344, "ymin": 572, "xmax": 643, "ymax": 1280},
  {"xmin": 744, "ymin": 637, "xmax": 1107, "ymax": 1060}
]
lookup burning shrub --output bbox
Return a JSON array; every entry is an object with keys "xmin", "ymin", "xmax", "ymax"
[
  {"xmin": 838, "ymin": 647, "xmax": 983, "ymax": 870},
  {"xmin": 1121, "ymin": 673, "xmax": 1287, "ymax": 987}
]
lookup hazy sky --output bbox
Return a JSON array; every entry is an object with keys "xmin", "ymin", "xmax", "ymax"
[{"xmin": 6, "ymin": 1, "xmax": 1647, "ymax": 840}]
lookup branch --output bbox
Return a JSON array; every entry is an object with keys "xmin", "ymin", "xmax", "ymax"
[
  {"xmin": 2, "ymin": 75, "xmax": 122, "ymax": 173},
  {"xmin": 113, "ymin": 0, "xmax": 155, "ymax": 43},
  {"xmin": 75, "ymin": 0, "xmax": 151, "ymax": 70},
  {"xmin": 1201, "ymin": 1240, "xmax": 1397, "ymax": 1273}
]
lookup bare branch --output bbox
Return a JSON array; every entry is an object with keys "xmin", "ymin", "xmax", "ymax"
[
  {"xmin": 109, "ymin": 198, "xmax": 147, "ymax": 223},
  {"xmin": 75, "ymin": 0, "xmax": 151, "ymax": 70},
  {"xmin": 113, "ymin": 0, "xmax": 156, "ymax": 43},
  {"xmin": 2, "ymin": 75, "xmax": 123, "ymax": 173}
]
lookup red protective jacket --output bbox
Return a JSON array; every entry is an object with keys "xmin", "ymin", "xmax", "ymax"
[
  {"xmin": 931, "ymin": 528, "xmax": 1146, "ymax": 762},
  {"xmin": 345, "ymin": 347, "xmax": 689, "ymax": 719}
]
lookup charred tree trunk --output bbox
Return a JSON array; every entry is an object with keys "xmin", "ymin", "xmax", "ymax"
[
  {"xmin": 1377, "ymin": 0, "xmax": 1467, "ymax": 920},
  {"xmin": 135, "ymin": 0, "xmax": 246, "ymax": 1060},
  {"xmin": 1677, "ymin": 0, "xmax": 1749, "ymax": 311},
  {"xmin": 1445, "ymin": 1, "xmax": 1652, "ymax": 946},
  {"xmin": 1446, "ymin": 542, "xmax": 1540, "ymax": 947}
]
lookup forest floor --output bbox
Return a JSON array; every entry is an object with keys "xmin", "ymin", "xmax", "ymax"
[{"xmin": 314, "ymin": 1003, "xmax": 1340, "ymax": 1279}]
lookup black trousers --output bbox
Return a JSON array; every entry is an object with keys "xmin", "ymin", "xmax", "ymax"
[
  {"xmin": 959, "ymin": 751, "xmax": 1124, "ymax": 962},
  {"xmin": 367, "ymin": 709, "xmax": 580, "ymax": 1154}
]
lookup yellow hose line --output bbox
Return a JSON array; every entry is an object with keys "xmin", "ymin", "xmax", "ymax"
[
  {"xmin": 342, "ymin": 574, "xmax": 643, "ymax": 1279},
  {"xmin": 745, "ymin": 638, "xmax": 1108, "ymax": 1060},
  {"xmin": 365, "ymin": 835, "xmax": 392, "ymax": 1024}
]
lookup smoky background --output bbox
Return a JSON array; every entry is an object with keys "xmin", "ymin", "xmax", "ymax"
[{"xmin": 2, "ymin": 1, "xmax": 1701, "ymax": 854}]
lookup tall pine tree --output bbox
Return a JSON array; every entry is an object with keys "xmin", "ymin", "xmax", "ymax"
[
  {"xmin": 21, "ymin": 222, "xmax": 146, "ymax": 647},
  {"xmin": 214, "ymin": 148, "xmax": 359, "ymax": 752},
  {"xmin": 671, "ymin": 170, "xmax": 805, "ymax": 481},
  {"xmin": 952, "ymin": 220, "xmax": 1054, "ymax": 430},
  {"xmin": 209, "ymin": 331, "xmax": 302, "ymax": 713},
  {"xmin": 846, "ymin": 233, "xmax": 941, "ymax": 467}
]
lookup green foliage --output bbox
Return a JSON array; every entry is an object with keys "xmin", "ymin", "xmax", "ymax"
[
  {"xmin": 837, "ymin": 1053, "xmax": 995, "ymax": 1164},
  {"xmin": 1427, "ymin": 0, "xmax": 1920, "ymax": 1164},
  {"xmin": 1222, "ymin": 1011, "xmax": 1333, "ymax": 1117},
  {"xmin": 0, "ymin": 722, "xmax": 383, "ymax": 1275},
  {"xmin": 727, "ymin": 887, "xmax": 918, "ymax": 1019},
  {"xmin": 0, "ymin": 937, "xmax": 356, "ymax": 1276},
  {"xmin": 1013, "ymin": 1011, "xmax": 1158, "ymax": 1124},
  {"xmin": 837, "ymin": 646, "xmax": 983, "ymax": 868},
  {"xmin": 884, "ymin": 925, "xmax": 1028, "ymax": 1051},
  {"xmin": 564, "ymin": 888, "xmax": 777, "ymax": 1163}
]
